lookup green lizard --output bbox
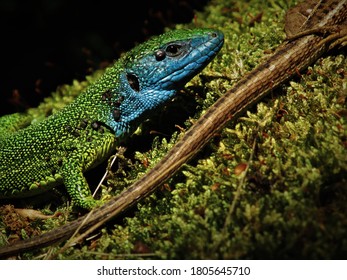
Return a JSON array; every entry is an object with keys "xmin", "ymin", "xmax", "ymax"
[{"xmin": 0, "ymin": 28, "xmax": 224, "ymax": 209}]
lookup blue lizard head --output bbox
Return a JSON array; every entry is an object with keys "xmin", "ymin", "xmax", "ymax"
[{"xmin": 104, "ymin": 29, "xmax": 224, "ymax": 137}]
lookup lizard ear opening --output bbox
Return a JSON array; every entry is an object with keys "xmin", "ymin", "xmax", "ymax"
[{"xmin": 126, "ymin": 73, "xmax": 140, "ymax": 92}]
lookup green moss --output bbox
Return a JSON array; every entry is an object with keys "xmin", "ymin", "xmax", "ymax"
[
  {"xmin": 2, "ymin": 0, "xmax": 346, "ymax": 259},
  {"xmin": 112, "ymin": 0, "xmax": 347, "ymax": 259}
]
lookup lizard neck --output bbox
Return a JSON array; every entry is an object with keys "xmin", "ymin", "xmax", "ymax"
[{"xmin": 72, "ymin": 59, "xmax": 176, "ymax": 139}]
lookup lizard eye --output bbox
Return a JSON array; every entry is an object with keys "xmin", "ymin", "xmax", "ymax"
[
  {"xmin": 126, "ymin": 73, "xmax": 140, "ymax": 92},
  {"xmin": 155, "ymin": 50, "xmax": 166, "ymax": 61},
  {"xmin": 165, "ymin": 44, "xmax": 183, "ymax": 57},
  {"xmin": 154, "ymin": 42, "xmax": 187, "ymax": 61}
]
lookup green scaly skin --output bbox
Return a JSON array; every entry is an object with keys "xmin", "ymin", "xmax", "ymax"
[{"xmin": 0, "ymin": 29, "xmax": 224, "ymax": 209}]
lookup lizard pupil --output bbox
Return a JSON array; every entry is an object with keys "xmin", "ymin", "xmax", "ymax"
[{"xmin": 126, "ymin": 73, "xmax": 140, "ymax": 92}]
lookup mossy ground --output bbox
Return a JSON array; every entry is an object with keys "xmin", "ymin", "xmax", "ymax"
[{"xmin": 1, "ymin": 0, "xmax": 346, "ymax": 259}]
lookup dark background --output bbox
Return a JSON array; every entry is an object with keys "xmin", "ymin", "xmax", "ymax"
[{"xmin": 0, "ymin": 0, "xmax": 210, "ymax": 115}]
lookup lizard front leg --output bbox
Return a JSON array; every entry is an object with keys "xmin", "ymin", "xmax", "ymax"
[
  {"xmin": 59, "ymin": 130, "xmax": 117, "ymax": 209},
  {"xmin": 60, "ymin": 156, "xmax": 101, "ymax": 210},
  {"xmin": 60, "ymin": 156, "xmax": 96, "ymax": 209}
]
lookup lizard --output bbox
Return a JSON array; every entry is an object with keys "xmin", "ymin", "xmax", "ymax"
[
  {"xmin": 0, "ymin": 28, "xmax": 224, "ymax": 210},
  {"xmin": 0, "ymin": 0, "xmax": 346, "ymax": 258}
]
